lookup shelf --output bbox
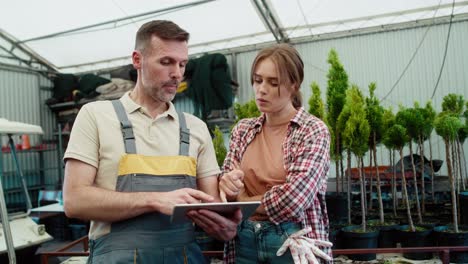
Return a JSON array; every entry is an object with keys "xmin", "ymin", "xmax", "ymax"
[
  {"xmin": 4, "ymin": 185, "xmax": 44, "ymax": 194},
  {"xmin": 47, "ymin": 98, "xmax": 96, "ymax": 112},
  {"xmin": 48, "ymin": 92, "xmax": 189, "ymax": 113},
  {"xmin": 53, "ymin": 131, "xmax": 70, "ymax": 136},
  {"xmin": 1, "ymin": 147, "xmax": 57, "ymax": 154},
  {"xmin": 39, "ymin": 167, "xmax": 63, "ymax": 172},
  {"xmin": 206, "ymin": 117, "xmax": 234, "ymax": 131}
]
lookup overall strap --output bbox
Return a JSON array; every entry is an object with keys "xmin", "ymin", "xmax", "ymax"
[
  {"xmin": 111, "ymin": 100, "xmax": 136, "ymax": 154},
  {"xmin": 177, "ymin": 111, "xmax": 190, "ymax": 156}
]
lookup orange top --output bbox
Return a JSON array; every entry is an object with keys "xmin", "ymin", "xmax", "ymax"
[{"xmin": 239, "ymin": 121, "xmax": 289, "ymax": 220}]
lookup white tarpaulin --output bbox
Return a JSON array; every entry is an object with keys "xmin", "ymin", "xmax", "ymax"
[{"xmin": 0, "ymin": 0, "xmax": 467, "ymax": 73}]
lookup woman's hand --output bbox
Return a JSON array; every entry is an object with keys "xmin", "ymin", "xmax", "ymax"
[{"xmin": 219, "ymin": 161, "xmax": 244, "ymax": 202}]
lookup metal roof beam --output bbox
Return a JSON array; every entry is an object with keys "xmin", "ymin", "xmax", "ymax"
[
  {"xmin": 0, "ymin": 29, "xmax": 56, "ymax": 73},
  {"xmin": 290, "ymin": 0, "xmax": 468, "ymax": 33},
  {"xmin": 251, "ymin": 0, "xmax": 289, "ymax": 43},
  {"xmin": 61, "ymin": 12, "xmax": 468, "ymax": 74},
  {"xmin": 189, "ymin": 13, "xmax": 468, "ymax": 61},
  {"xmin": 19, "ymin": 0, "xmax": 216, "ymax": 44}
]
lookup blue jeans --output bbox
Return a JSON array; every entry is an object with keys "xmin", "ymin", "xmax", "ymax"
[{"xmin": 235, "ymin": 220, "xmax": 302, "ymax": 264}]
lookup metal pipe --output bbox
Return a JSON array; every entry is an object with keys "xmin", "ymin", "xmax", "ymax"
[
  {"xmin": 0, "ymin": 137, "xmax": 16, "ymax": 263},
  {"xmin": 19, "ymin": 0, "xmax": 216, "ymax": 44},
  {"xmin": 8, "ymin": 135, "xmax": 33, "ymax": 213}
]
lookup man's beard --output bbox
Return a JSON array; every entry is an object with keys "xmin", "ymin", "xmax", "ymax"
[{"xmin": 147, "ymin": 80, "xmax": 178, "ymax": 102}]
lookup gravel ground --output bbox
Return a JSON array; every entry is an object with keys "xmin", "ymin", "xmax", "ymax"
[{"xmin": 334, "ymin": 253, "xmax": 443, "ymax": 264}]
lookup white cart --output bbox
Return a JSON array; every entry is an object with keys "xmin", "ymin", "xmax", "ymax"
[{"xmin": 0, "ymin": 118, "xmax": 53, "ymax": 263}]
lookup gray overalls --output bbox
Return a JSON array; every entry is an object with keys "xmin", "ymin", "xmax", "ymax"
[{"xmin": 87, "ymin": 100, "xmax": 205, "ymax": 264}]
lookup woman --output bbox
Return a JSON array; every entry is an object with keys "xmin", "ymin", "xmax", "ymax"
[{"xmin": 219, "ymin": 44, "xmax": 332, "ymax": 264}]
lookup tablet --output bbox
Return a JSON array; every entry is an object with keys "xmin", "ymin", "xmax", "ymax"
[{"xmin": 170, "ymin": 201, "xmax": 261, "ymax": 224}]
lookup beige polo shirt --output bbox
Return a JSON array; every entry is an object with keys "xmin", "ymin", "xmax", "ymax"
[{"xmin": 64, "ymin": 91, "xmax": 221, "ymax": 239}]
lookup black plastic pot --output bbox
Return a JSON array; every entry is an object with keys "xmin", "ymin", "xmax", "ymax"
[
  {"xmin": 397, "ymin": 225, "xmax": 433, "ymax": 260},
  {"xmin": 330, "ymin": 223, "xmax": 347, "ymax": 249},
  {"xmin": 367, "ymin": 219, "xmax": 399, "ymax": 248},
  {"xmin": 460, "ymin": 192, "xmax": 468, "ymax": 226},
  {"xmin": 340, "ymin": 225, "xmax": 379, "ymax": 261},
  {"xmin": 379, "ymin": 223, "xmax": 399, "ymax": 248},
  {"xmin": 418, "ymin": 221, "xmax": 440, "ymax": 246},
  {"xmin": 434, "ymin": 225, "xmax": 468, "ymax": 263},
  {"xmin": 326, "ymin": 192, "xmax": 348, "ymax": 224},
  {"xmin": 329, "ymin": 228, "xmax": 340, "ymax": 249}
]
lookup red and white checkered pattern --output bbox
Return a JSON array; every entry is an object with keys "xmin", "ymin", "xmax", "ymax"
[{"xmin": 222, "ymin": 107, "xmax": 332, "ymax": 263}]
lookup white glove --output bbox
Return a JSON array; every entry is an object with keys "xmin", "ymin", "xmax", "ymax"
[{"xmin": 276, "ymin": 227, "xmax": 333, "ymax": 264}]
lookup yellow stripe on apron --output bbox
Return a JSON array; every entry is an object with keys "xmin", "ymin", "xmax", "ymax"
[{"xmin": 86, "ymin": 100, "xmax": 205, "ymax": 264}]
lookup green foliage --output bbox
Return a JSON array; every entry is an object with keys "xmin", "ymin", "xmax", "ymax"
[
  {"xmin": 442, "ymin": 94, "xmax": 464, "ymax": 115},
  {"xmin": 434, "ymin": 112, "xmax": 463, "ymax": 141},
  {"xmin": 212, "ymin": 126, "xmax": 227, "ymax": 167},
  {"xmin": 383, "ymin": 124, "xmax": 409, "ymax": 150},
  {"xmin": 439, "ymin": 94, "xmax": 464, "ymax": 144},
  {"xmin": 421, "ymin": 101, "xmax": 437, "ymax": 141},
  {"xmin": 308, "ymin": 82, "xmax": 326, "ymax": 120},
  {"xmin": 412, "ymin": 101, "xmax": 433, "ymax": 143},
  {"xmin": 381, "ymin": 107, "xmax": 395, "ymax": 149},
  {"xmin": 461, "ymin": 102, "xmax": 468, "ymax": 143},
  {"xmin": 326, "ymin": 49, "xmax": 349, "ymax": 160},
  {"xmin": 459, "ymin": 124, "xmax": 468, "ymax": 144},
  {"xmin": 465, "ymin": 101, "xmax": 468, "ymax": 120},
  {"xmin": 395, "ymin": 106, "xmax": 424, "ymax": 140},
  {"xmin": 326, "ymin": 49, "xmax": 349, "ymax": 129},
  {"xmin": 381, "ymin": 107, "xmax": 395, "ymax": 132},
  {"xmin": 365, "ymin": 82, "xmax": 384, "ymax": 147},
  {"xmin": 337, "ymin": 103, "xmax": 351, "ymax": 142},
  {"xmin": 336, "ymin": 97, "xmax": 351, "ymax": 160},
  {"xmin": 340, "ymin": 85, "xmax": 370, "ymax": 157},
  {"xmin": 233, "ymin": 99, "xmax": 260, "ymax": 124}
]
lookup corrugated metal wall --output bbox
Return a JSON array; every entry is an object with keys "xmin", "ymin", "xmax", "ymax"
[
  {"xmin": 234, "ymin": 19, "xmax": 468, "ymax": 177},
  {"xmin": 173, "ymin": 94, "xmax": 196, "ymax": 114},
  {"xmin": 0, "ymin": 66, "xmax": 60, "ymax": 210}
]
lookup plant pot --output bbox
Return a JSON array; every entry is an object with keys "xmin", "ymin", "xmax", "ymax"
[
  {"xmin": 367, "ymin": 220, "xmax": 399, "ymax": 248},
  {"xmin": 326, "ymin": 192, "xmax": 348, "ymax": 224},
  {"xmin": 397, "ymin": 225, "xmax": 433, "ymax": 260},
  {"xmin": 340, "ymin": 225, "xmax": 379, "ymax": 261},
  {"xmin": 418, "ymin": 221, "xmax": 440, "ymax": 245},
  {"xmin": 433, "ymin": 225, "xmax": 468, "ymax": 263},
  {"xmin": 329, "ymin": 228, "xmax": 340, "ymax": 249},
  {"xmin": 460, "ymin": 192, "xmax": 468, "ymax": 226},
  {"xmin": 330, "ymin": 223, "xmax": 347, "ymax": 249}
]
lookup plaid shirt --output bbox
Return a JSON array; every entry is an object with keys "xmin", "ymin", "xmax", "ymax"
[{"xmin": 223, "ymin": 107, "xmax": 332, "ymax": 263}]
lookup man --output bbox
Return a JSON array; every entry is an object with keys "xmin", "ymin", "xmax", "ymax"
[{"xmin": 63, "ymin": 20, "xmax": 241, "ymax": 263}]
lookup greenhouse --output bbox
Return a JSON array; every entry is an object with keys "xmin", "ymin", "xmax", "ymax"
[{"xmin": 1, "ymin": 0, "xmax": 468, "ymax": 263}]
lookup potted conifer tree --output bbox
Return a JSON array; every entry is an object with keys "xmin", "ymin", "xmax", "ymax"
[
  {"xmin": 383, "ymin": 120, "xmax": 433, "ymax": 260},
  {"xmin": 326, "ymin": 49, "xmax": 348, "ymax": 194},
  {"xmin": 339, "ymin": 86, "xmax": 379, "ymax": 261},
  {"xmin": 395, "ymin": 106, "xmax": 424, "ymax": 225},
  {"xmin": 310, "ymin": 81, "xmax": 348, "ymax": 228},
  {"xmin": 364, "ymin": 83, "xmax": 385, "ymax": 223},
  {"xmin": 433, "ymin": 95, "xmax": 468, "ymax": 263},
  {"xmin": 394, "ymin": 107, "xmax": 433, "ymax": 260},
  {"xmin": 381, "ymin": 107, "xmax": 398, "ymax": 219},
  {"xmin": 365, "ymin": 85, "xmax": 400, "ymax": 248}
]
